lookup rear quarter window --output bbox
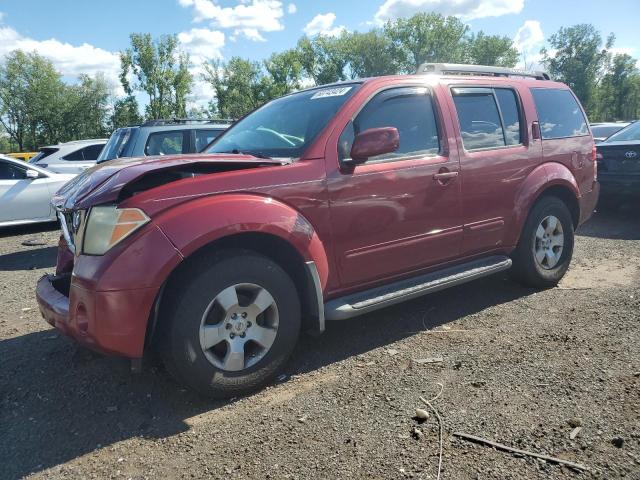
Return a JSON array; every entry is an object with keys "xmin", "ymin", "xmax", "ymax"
[{"xmin": 531, "ymin": 88, "xmax": 588, "ymax": 139}]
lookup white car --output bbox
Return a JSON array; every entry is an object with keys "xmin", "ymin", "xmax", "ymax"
[
  {"xmin": 29, "ymin": 138, "xmax": 107, "ymax": 174},
  {"xmin": 0, "ymin": 155, "xmax": 75, "ymax": 227}
]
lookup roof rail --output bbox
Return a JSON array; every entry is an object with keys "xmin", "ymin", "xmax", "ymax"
[
  {"xmin": 416, "ymin": 63, "xmax": 551, "ymax": 80},
  {"xmin": 141, "ymin": 118, "xmax": 234, "ymax": 127}
]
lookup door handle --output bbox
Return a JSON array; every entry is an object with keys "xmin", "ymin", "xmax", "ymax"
[{"xmin": 433, "ymin": 171, "xmax": 459, "ymax": 183}]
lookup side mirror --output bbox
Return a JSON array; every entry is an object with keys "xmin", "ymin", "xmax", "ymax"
[
  {"xmin": 25, "ymin": 169, "xmax": 40, "ymax": 179},
  {"xmin": 348, "ymin": 127, "xmax": 400, "ymax": 164}
]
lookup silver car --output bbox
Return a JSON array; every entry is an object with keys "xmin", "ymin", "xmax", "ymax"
[
  {"xmin": 29, "ymin": 138, "xmax": 107, "ymax": 174},
  {"xmin": 0, "ymin": 155, "xmax": 75, "ymax": 227}
]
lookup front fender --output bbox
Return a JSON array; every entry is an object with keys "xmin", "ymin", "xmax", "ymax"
[
  {"xmin": 506, "ymin": 162, "xmax": 579, "ymax": 246},
  {"xmin": 154, "ymin": 193, "xmax": 329, "ymax": 289}
]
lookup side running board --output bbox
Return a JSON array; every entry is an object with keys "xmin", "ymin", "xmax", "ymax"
[{"xmin": 325, "ymin": 255, "xmax": 512, "ymax": 320}]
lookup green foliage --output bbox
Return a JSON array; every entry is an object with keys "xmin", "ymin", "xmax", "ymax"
[
  {"xmin": 0, "ymin": 51, "xmax": 111, "ymax": 151},
  {"xmin": 541, "ymin": 24, "xmax": 613, "ymax": 115},
  {"xmin": 121, "ymin": 33, "xmax": 192, "ymax": 120},
  {"xmin": 203, "ymin": 57, "xmax": 271, "ymax": 119},
  {"xmin": 297, "ymin": 35, "xmax": 349, "ymax": 85},
  {"xmin": 384, "ymin": 13, "xmax": 469, "ymax": 72},
  {"xmin": 111, "ymin": 95, "xmax": 143, "ymax": 129},
  {"xmin": 593, "ymin": 54, "xmax": 640, "ymax": 121},
  {"xmin": 465, "ymin": 32, "xmax": 519, "ymax": 67}
]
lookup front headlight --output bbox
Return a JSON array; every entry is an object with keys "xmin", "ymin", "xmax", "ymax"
[{"xmin": 83, "ymin": 205, "xmax": 150, "ymax": 255}]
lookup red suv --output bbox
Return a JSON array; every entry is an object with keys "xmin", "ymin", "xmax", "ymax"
[{"xmin": 36, "ymin": 64, "xmax": 599, "ymax": 398}]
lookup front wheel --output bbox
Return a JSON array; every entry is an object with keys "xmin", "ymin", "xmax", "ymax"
[
  {"xmin": 159, "ymin": 251, "xmax": 301, "ymax": 398},
  {"xmin": 510, "ymin": 196, "xmax": 575, "ymax": 288}
]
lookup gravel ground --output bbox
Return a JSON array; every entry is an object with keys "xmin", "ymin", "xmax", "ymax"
[{"xmin": 0, "ymin": 206, "xmax": 639, "ymax": 480}]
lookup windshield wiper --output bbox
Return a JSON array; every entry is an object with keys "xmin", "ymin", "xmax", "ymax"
[{"xmin": 223, "ymin": 149, "xmax": 273, "ymax": 159}]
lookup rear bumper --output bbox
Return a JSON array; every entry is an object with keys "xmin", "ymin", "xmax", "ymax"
[
  {"xmin": 578, "ymin": 181, "xmax": 600, "ymax": 225},
  {"xmin": 598, "ymin": 173, "xmax": 640, "ymax": 195},
  {"xmin": 36, "ymin": 274, "xmax": 158, "ymax": 358}
]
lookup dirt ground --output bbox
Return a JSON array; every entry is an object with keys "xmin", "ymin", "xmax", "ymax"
[{"xmin": 0, "ymin": 205, "xmax": 639, "ymax": 480}]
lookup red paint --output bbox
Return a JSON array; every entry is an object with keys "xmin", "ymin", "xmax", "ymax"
[
  {"xmin": 37, "ymin": 74, "xmax": 598, "ymax": 359},
  {"xmin": 350, "ymin": 127, "xmax": 400, "ymax": 161}
]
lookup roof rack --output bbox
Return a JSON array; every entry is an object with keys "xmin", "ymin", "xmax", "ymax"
[
  {"xmin": 142, "ymin": 118, "xmax": 234, "ymax": 127},
  {"xmin": 416, "ymin": 63, "xmax": 551, "ymax": 80}
]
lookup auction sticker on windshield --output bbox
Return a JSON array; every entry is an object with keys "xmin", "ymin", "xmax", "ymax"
[{"xmin": 311, "ymin": 86, "xmax": 353, "ymax": 99}]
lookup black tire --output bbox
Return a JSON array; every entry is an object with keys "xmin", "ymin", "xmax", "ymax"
[
  {"xmin": 158, "ymin": 250, "xmax": 300, "ymax": 399},
  {"xmin": 510, "ymin": 196, "xmax": 575, "ymax": 288}
]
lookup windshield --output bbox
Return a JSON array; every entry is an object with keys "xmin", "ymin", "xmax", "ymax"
[
  {"xmin": 97, "ymin": 127, "xmax": 137, "ymax": 162},
  {"xmin": 604, "ymin": 121, "xmax": 640, "ymax": 142},
  {"xmin": 206, "ymin": 84, "xmax": 360, "ymax": 159},
  {"xmin": 29, "ymin": 147, "xmax": 58, "ymax": 164}
]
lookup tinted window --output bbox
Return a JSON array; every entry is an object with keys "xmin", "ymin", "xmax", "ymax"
[
  {"xmin": 453, "ymin": 90, "xmax": 505, "ymax": 150},
  {"xmin": 145, "ymin": 131, "xmax": 186, "ymax": 156},
  {"xmin": 495, "ymin": 89, "xmax": 522, "ymax": 146},
  {"xmin": 30, "ymin": 148, "xmax": 58, "ymax": 164},
  {"xmin": 195, "ymin": 129, "xmax": 223, "ymax": 152},
  {"xmin": 208, "ymin": 84, "xmax": 359, "ymax": 159},
  {"xmin": 531, "ymin": 88, "xmax": 588, "ymax": 139},
  {"xmin": 63, "ymin": 148, "xmax": 85, "ymax": 161},
  {"xmin": 339, "ymin": 87, "xmax": 440, "ymax": 162},
  {"xmin": 81, "ymin": 144, "xmax": 105, "ymax": 160},
  {"xmin": 0, "ymin": 160, "xmax": 26, "ymax": 180},
  {"xmin": 604, "ymin": 121, "xmax": 640, "ymax": 142}
]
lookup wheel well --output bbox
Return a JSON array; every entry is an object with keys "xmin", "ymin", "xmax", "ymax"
[
  {"xmin": 536, "ymin": 185, "xmax": 580, "ymax": 228},
  {"xmin": 147, "ymin": 232, "xmax": 319, "ymax": 347}
]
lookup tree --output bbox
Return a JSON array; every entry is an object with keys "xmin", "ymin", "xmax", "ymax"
[
  {"xmin": 120, "ymin": 33, "xmax": 193, "ymax": 120},
  {"xmin": 541, "ymin": 24, "xmax": 613, "ymax": 115},
  {"xmin": 203, "ymin": 57, "xmax": 270, "ymax": 119},
  {"xmin": 111, "ymin": 96, "xmax": 143, "ymax": 129},
  {"xmin": 62, "ymin": 73, "xmax": 111, "ymax": 140},
  {"xmin": 595, "ymin": 54, "xmax": 640, "ymax": 121},
  {"xmin": 263, "ymin": 49, "xmax": 303, "ymax": 98},
  {"xmin": 465, "ymin": 32, "xmax": 519, "ymax": 67},
  {"xmin": 384, "ymin": 13, "xmax": 468, "ymax": 73},
  {"xmin": 297, "ymin": 35, "xmax": 349, "ymax": 85},
  {"xmin": 342, "ymin": 30, "xmax": 399, "ymax": 78}
]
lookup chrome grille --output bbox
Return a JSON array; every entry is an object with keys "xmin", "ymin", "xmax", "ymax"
[{"xmin": 58, "ymin": 211, "xmax": 76, "ymax": 254}]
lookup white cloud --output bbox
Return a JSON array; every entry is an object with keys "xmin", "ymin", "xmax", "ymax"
[
  {"xmin": 0, "ymin": 26, "xmax": 121, "ymax": 91},
  {"xmin": 512, "ymin": 20, "xmax": 544, "ymax": 68},
  {"xmin": 374, "ymin": 0, "xmax": 524, "ymax": 24},
  {"xmin": 177, "ymin": 27, "xmax": 225, "ymax": 60},
  {"xmin": 179, "ymin": 0, "xmax": 285, "ymax": 41},
  {"xmin": 303, "ymin": 12, "xmax": 347, "ymax": 37},
  {"xmin": 176, "ymin": 28, "xmax": 226, "ymax": 108},
  {"xmin": 235, "ymin": 28, "xmax": 266, "ymax": 41},
  {"xmin": 287, "ymin": 3, "xmax": 297, "ymax": 14}
]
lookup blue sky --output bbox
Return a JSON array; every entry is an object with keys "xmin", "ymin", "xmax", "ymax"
[{"xmin": 1, "ymin": 0, "xmax": 638, "ymax": 107}]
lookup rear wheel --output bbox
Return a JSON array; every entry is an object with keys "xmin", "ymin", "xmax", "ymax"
[
  {"xmin": 510, "ymin": 196, "xmax": 575, "ymax": 288},
  {"xmin": 159, "ymin": 251, "xmax": 300, "ymax": 398}
]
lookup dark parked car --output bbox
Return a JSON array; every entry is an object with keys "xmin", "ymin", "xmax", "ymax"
[
  {"xmin": 590, "ymin": 122, "xmax": 629, "ymax": 143},
  {"xmin": 595, "ymin": 121, "xmax": 640, "ymax": 201},
  {"xmin": 37, "ymin": 64, "xmax": 598, "ymax": 398},
  {"xmin": 97, "ymin": 119, "xmax": 232, "ymax": 163}
]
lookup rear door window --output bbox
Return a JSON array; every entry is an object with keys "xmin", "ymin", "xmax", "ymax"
[
  {"xmin": 452, "ymin": 87, "xmax": 524, "ymax": 151},
  {"xmin": 30, "ymin": 147, "xmax": 59, "ymax": 164},
  {"xmin": 62, "ymin": 144, "xmax": 104, "ymax": 161},
  {"xmin": 531, "ymin": 88, "xmax": 588, "ymax": 139},
  {"xmin": 81, "ymin": 144, "xmax": 105, "ymax": 160},
  {"xmin": 145, "ymin": 130, "xmax": 187, "ymax": 156}
]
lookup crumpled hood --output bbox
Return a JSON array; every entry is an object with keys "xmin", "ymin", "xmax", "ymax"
[{"xmin": 53, "ymin": 153, "xmax": 287, "ymax": 211}]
